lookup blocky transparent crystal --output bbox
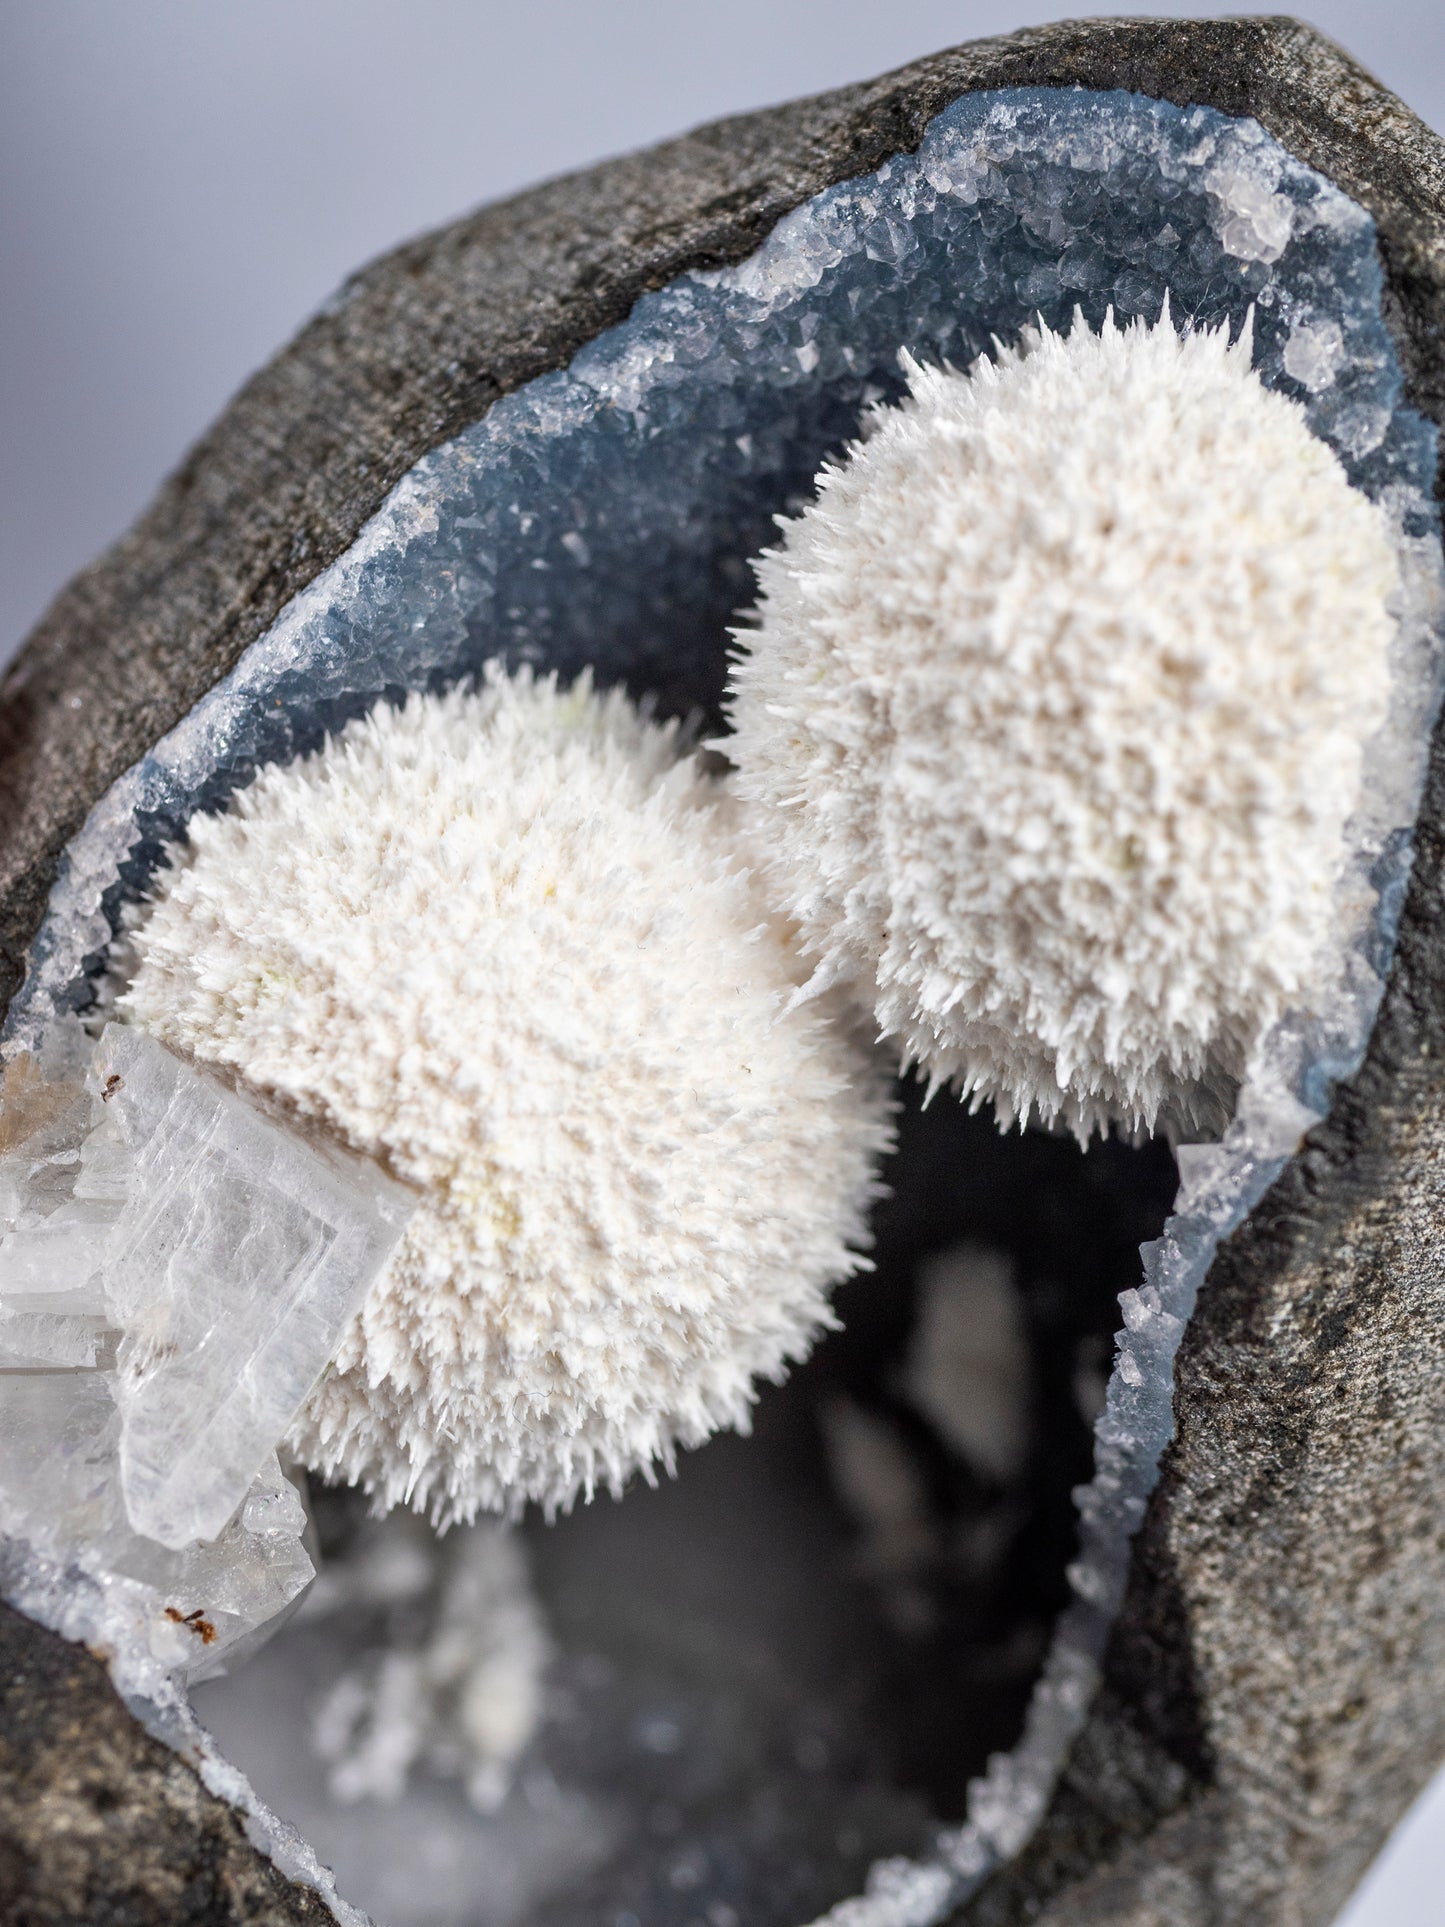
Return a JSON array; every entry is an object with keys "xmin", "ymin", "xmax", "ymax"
[
  {"xmin": 90, "ymin": 1025, "xmax": 415, "ymax": 1548},
  {"xmin": 0, "ymin": 1017, "xmax": 418, "ymax": 1738},
  {"xmin": 2, "ymin": 1023, "xmax": 414, "ymax": 1550},
  {"xmin": 0, "ymin": 1365, "xmax": 314, "ymax": 1685},
  {"xmin": 2, "ymin": 85, "xmax": 1442, "ymax": 1927}
]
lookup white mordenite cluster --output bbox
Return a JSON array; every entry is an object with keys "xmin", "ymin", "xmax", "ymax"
[
  {"xmin": 120, "ymin": 666, "xmax": 892, "ymax": 1525},
  {"xmin": 723, "ymin": 307, "xmax": 1403, "ymax": 1140}
]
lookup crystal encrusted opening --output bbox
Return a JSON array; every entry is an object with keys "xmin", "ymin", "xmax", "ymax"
[{"xmin": 3, "ymin": 87, "xmax": 1441, "ymax": 1927}]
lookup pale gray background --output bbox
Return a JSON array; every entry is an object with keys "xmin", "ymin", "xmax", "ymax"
[{"xmin": 1, "ymin": 5, "xmax": 1443, "ymax": 1921}]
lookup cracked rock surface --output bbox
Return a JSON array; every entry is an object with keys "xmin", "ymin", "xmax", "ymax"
[{"xmin": 1, "ymin": 17, "xmax": 1444, "ymax": 1926}]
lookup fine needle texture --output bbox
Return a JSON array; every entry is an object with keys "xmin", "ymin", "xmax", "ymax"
[
  {"xmin": 120, "ymin": 667, "xmax": 893, "ymax": 1524},
  {"xmin": 722, "ymin": 304, "xmax": 1402, "ymax": 1141}
]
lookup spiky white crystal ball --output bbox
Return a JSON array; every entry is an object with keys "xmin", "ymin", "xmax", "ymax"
[
  {"xmin": 723, "ymin": 308, "xmax": 1401, "ymax": 1140},
  {"xmin": 120, "ymin": 667, "xmax": 892, "ymax": 1524}
]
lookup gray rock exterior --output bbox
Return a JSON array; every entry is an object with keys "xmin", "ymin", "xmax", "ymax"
[
  {"xmin": 1, "ymin": 17, "xmax": 1442, "ymax": 1925},
  {"xmin": 0, "ymin": 1600, "xmax": 329, "ymax": 1925}
]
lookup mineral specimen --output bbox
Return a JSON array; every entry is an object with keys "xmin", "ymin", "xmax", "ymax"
[
  {"xmin": 119, "ymin": 666, "xmax": 893, "ymax": 1524},
  {"xmin": 3, "ymin": 20, "xmax": 1444, "ymax": 1927}
]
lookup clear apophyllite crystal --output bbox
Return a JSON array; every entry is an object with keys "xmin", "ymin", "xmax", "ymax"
[
  {"xmin": 1, "ymin": 1023, "xmax": 414, "ymax": 1548},
  {"xmin": 1, "ymin": 1021, "xmax": 412, "ymax": 1645},
  {"xmin": 90, "ymin": 1024, "xmax": 415, "ymax": 1548},
  {"xmin": 0, "ymin": 1367, "xmax": 315, "ymax": 1685}
]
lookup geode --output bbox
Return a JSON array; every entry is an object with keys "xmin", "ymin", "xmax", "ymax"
[{"xmin": 3, "ymin": 17, "xmax": 1445, "ymax": 1927}]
